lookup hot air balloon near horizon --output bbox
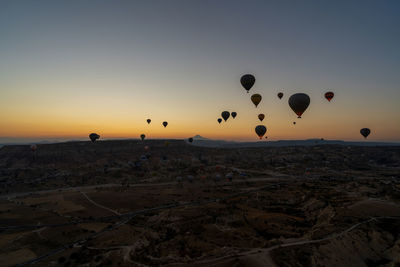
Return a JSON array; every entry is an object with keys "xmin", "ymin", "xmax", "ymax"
[
  {"xmin": 251, "ymin": 94, "xmax": 262, "ymax": 107},
  {"xmin": 30, "ymin": 144, "xmax": 37, "ymax": 152},
  {"xmin": 162, "ymin": 121, "xmax": 168, "ymax": 128},
  {"xmin": 140, "ymin": 134, "xmax": 146, "ymax": 141},
  {"xmin": 146, "ymin": 119, "xmax": 151, "ymax": 124},
  {"xmin": 89, "ymin": 133, "xmax": 100, "ymax": 143},
  {"xmin": 258, "ymin": 114, "xmax": 265, "ymax": 121},
  {"xmin": 360, "ymin": 128, "xmax": 371, "ymax": 138},
  {"xmin": 240, "ymin": 74, "xmax": 255, "ymax": 93},
  {"xmin": 255, "ymin": 125, "xmax": 267, "ymax": 139},
  {"xmin": 288, "ymin": 93, "xmax": 310, "ymax": 118}
]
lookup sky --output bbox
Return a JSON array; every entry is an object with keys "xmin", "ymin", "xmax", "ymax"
[{"xmin": 0, "ymin": 0, "xmax": 399, "ymax": 142}]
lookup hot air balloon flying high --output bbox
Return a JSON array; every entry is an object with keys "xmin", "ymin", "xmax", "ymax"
[
  {"xmin": 258, "ymin": 114, "xmax": 265, "ymax": 121},
  {"xmin": 140, "ymin": 134, "xmax": 146, "ymax": 141},
  {"xmin": 231, "ymin": 112, "xmax": 237, "ymax": 119},
  {"xmin": 251, "ymin": 94, "xmax": 262, "ymax": 107},
  {"xmin": 293, "ymin": 121, "xmax": 296, "ymax": 125},
  {"xmin": 89, "ymin": 133, "xmax": 100, "ymax": 143},
  {"xmin": 162, "ymin": 121, "xmax": 168, "ymax": 128},
  {"xmin": 240, "ymin": 74, "xmax": 255, "ymax": 93},
  {"xmin": 146, "ymin": 119, "xmax": 151, "ymax": 124},
  {"xmin": 325, "ymin": 91, "xmax": 334, "ymax": 102},
  {"xmin": 255, "ymin": 125, "xmax": 267, "ymax": 139},
  {"xmin": 217, "ymin": 118, "xmax": 222, "ymax": 124},
  {"xmin": 288, "ymin": 93, "xmax": 310, "ymax": 118},
  {"xmin": 360, "ymin": 128, "xmax": 371, "ymax": 138},
  {"xmin": 221, "ymin": 111, "xmax": 230, "ymax": 121},
  {"xmin": 277, "ymin": 92, "xmax": 284, "ymax": 99}
]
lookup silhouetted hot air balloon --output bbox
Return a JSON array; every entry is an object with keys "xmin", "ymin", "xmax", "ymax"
[
  {"xmin": 221, "ymin": 111, "xmax": 230, "ymax": 121},
  {"xmin": 360, "ymin": 128, "xmax": 371, "ymax": 138},
  {"xmin": 30, "ymin": 144, "xmax": 37, "ymax": 152},
  {"xmin": 277, "ymin": 92, "xmax": 283, "ymax": 99},
  {"xmin": 188, "ymin": 137, "xmax": 193, "ymax": 143},
  {"xmin": 325, "ymin": 91, "xmax": 334, "ymax": 102},
  {"xmin": 162, "ymin": 121, "xmax": 168, "ymax": 128},
  {"xmin": 288, "ymin": 93, "xmax": 310, "ymax": 118},
  {"xmin": 147, "ymin": 119, "xmax": 151, "ymax": 124},
  {"xmin": 89, "ymin": 133, "xmax": 100, "ymax": 143},
  {"xmin": 240, "ymin": 74, "xmax": 255, "ymax": 93},
  {"xmin": 258, "ymin": 114, "xmax": 265, "ymax": 121},
  {"xmin": 293, "ymin": 121, "xmax": 296, "ymax": 125},
  {"xmin": 140, "ymin": 134, "xmax": 146, "ymax": 141},
  {"xmin": 231, "ymin": 112, "xmax": 237, "ymax": 119},
  {"xmin": 255, "ymin": 125, "xmax": 267, "ymax": 139},
  {"xmin": 217, "ymin": 118, "xmax": 222, "ymax": 124},
  {"xmin": 251, "ymin": 94, "xmax": 262, "ymax": 107}
]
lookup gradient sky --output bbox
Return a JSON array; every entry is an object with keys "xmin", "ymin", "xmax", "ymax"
[{"xmin": 1, "ymin": 0, "xmax": 399, "ymax": 142}]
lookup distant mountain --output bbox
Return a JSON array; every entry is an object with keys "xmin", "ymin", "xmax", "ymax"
[{"xmin": 192, "ymin": 135, "xmax": 208, "ymax": 140}]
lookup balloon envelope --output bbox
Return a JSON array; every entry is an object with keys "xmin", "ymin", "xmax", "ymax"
[
  {"xmin": 162, "ymin": 121, "xmax": 168, "ymax": 127},
  {"xmin": 325, "ymin": 91, "xmax": 334, "ymax": 102},
  {"xmin": 251, "ymin": 94, "xmax": 262, "ymax": 107},
  {"xmin": 258, "ymin": 114, "xmax": 265, "ymax": 121},
  {"xmin": 288, "ymin": 93, "xmax": 310, "ymax": 118},
  {"xmin": 277, "ymin": 92, "xmax": 283, "ymax": 99},
  {"xmin": 221, "ymin": 111, "xmax": 230, "ymax": 121},
  {"xmin": 89, "ymin": 133, "xmax": 100, "ymax": 143},
  {"xmin": 240, "ymin": 74, "xmax": 255, "ymax": 93},
  {"xmin": 255, "ymin": 125, "xmax": 267, "ymax": 139},
  {"xmin": 140, "ymin": 134, "xmax": 146, "ymax": 141},
  {"xmin": 188, "ymin": 137, "xmax": 193, "ymax": 143},
  {"xmin": 360, "ymin": 128, "xmax": 371, "ymax": 138},
  {"xmin": 146, "ymin": 119, "xmax": 151, "ymax": 124},
  {"xmin": 217, "ymin": 118, "xmax": 222, "ymax": 124},
  {"xmin": 231, "ymin": 112, "xmax": 237, "ymax": 118}
]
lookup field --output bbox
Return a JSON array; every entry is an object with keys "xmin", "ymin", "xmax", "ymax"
[{"xmin": 0, "ymin": 140, "xmax": 399, "ymax": 266}]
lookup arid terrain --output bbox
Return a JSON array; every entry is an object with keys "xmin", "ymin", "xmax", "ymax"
[{"xmin": 0, "ymin": 140, "xmax": 399, "ymax": 266}]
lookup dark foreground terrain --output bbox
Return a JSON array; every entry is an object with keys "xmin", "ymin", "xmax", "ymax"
[{"xmin": 0, "ymin": 140, "xmax": 399, "ymax": 266}]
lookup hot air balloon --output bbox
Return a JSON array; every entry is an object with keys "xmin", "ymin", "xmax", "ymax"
[
  {"xmin": 89, "ymin": 133, "xmax": 100, "ymax": 143},
  {"xmin": 277, "ymin": 92, "xmax": 283, "ymax": 99},
  {"xmin": 251, "ymin": 94, "xmax": 262, "ymax": 107},
  {"xmin": 325, "ymin": 91, "xmax": 334, "ymax": 102},
  {"xmin": 146, "ymin": 119, "xmax": 151, "ymax": 124},
  {"xmin": 221, "ymin": 111, "xmax": 230, "ymax": 121},
  {"xmin": 293, "ymin": 121, "xmax": 296, "ymax": 125},
  {"xmin": 140, "ymin": 134, "xmax": 146, "ymax": 141},
  {"xmin": 255, "ymin": 125, "xmax": 267, "ymax": 139},
  {"xmin": 360, "ymin": 128, "xmax": 371, "ymax": 138},
  {"xmin": 162, "ymin": 121, "xmax": 168, "ymax": 128},
  {"xmin": 288, "ymin": 93, "xmax": 310, "ymax": 118},
  {"xmin": 188, "ymin": 137, "xmax": 193, "ymax": 143},
  {"xmin": 30, "ymin": 144, "xmax": 37, "ymax": 152},
  {"xmin": 231, "ymin": 112, "xmax": 237, "ymax": 119},
  {"xmin": 217, "ymin": 118, "xmax": 222, "ymax": 124},
  {"xmin": 240, "ymin": 74, "xmax": 255, "ymax": 93},
  {"xmin": 258, "ymin": 114, "xmax": 265, "ymax": 121}
]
